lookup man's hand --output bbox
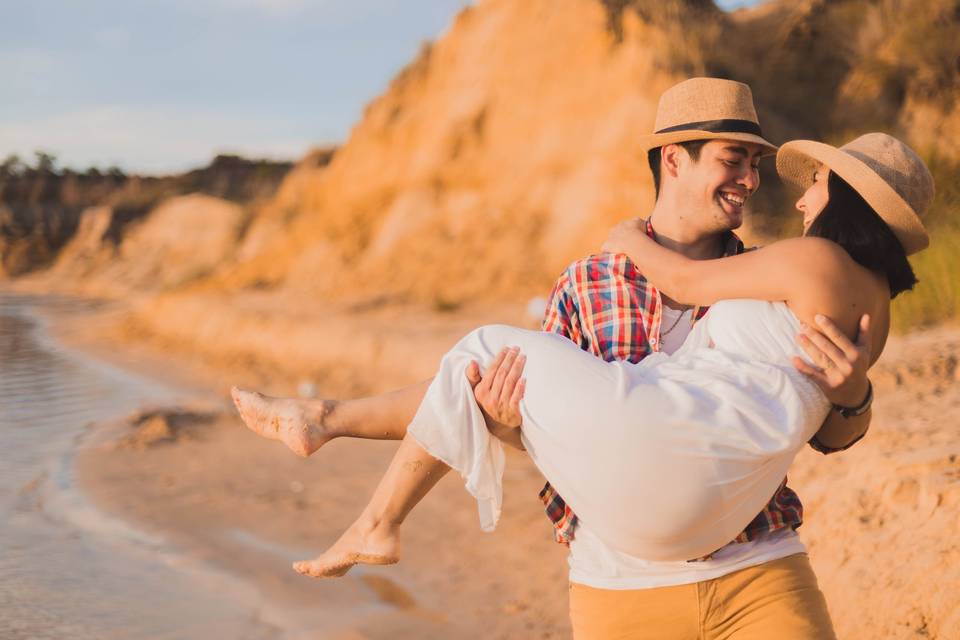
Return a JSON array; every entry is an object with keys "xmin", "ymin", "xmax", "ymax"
[
  {"xmin": 465, "ymin": 347, "xmax": 526, "ymax": 450},
  {"xmin": 793, "ymin": 313, "xmax": 872, "ymax": 407},
  {"xmin": 601, "ymin": 217, "xmax": 646, "ymax": 255}
]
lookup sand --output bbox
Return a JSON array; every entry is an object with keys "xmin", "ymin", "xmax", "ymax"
[
  {"xmin": 75, "ymin": 409, "xmax": 571, "ymax": 639},
  {"xmin": 59, "ymin": 299, "xmax": 960, "ymax": 639}
]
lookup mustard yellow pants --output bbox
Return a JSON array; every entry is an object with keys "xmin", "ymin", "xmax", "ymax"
[{"xmin": 569, "ymin": 553, "xmax": 837, "ymax": 640}]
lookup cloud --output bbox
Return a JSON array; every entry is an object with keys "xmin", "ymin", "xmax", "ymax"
[{"xmin": 0, "ymin": 105, "xmax": 311, "ymax": 173}]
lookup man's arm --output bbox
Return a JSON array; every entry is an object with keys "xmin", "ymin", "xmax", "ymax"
[
  {"xmin": 466, "ymin": 348, "xmax": 526, "ymax": 451},
  {"xmin": 813, "ymin": 406, "xmax": 871, "ymax": 452},
  {"xmin": 794, "ymin": 314, "xmax": 874, "ymax": 452}
]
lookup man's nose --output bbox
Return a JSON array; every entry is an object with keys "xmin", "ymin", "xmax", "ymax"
[
  {"xmin": 737, "ymin": 167, "xmax": 759, "ymax": 193},
  {"xmin": 795, "ymin": 196, "xmax": 805, "ymax": 213}
]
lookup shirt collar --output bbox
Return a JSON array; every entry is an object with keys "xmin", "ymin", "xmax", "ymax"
[{"xmin": 644, "ymin": 218, "xmax": 745, "ymax": 257}]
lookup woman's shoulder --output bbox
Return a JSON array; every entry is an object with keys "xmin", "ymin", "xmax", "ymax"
[
  {"xmin": 761, "ymin": 236, "xmax": 853, "ymax": 270},
  {"xmin": 768, "ymin": 238, "xmax": 884, "ymax": 334},
  {"xmin": 759, "ymin": 237, "xmax": 868, "ymax": 306}
]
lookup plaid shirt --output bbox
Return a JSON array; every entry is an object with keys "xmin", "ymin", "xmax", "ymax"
[{"xmin": 538, "ymin": 219, "xmax": 811, "ymax": 555}]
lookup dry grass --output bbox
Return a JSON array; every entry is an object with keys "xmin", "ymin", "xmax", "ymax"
[
  {"xmin": 892, "ymin": 224, "xmax": 960, "ymax": 332},
  {"xmin": 892, "ymin": 151, "xmax": 960, "ymax": 331}
]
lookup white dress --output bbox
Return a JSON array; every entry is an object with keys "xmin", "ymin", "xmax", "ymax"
[{"xmin": 407, "ymin": 299, "xmax": 830, "ymax": 562}]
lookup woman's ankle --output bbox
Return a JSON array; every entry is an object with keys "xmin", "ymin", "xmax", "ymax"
[
  {"xmin": 302, "ymin": 398, "xmax": 341, "ymax": 437},
  {"xmin": 354, "ymin": 511, "xmax": 401, "ymax": 539}
]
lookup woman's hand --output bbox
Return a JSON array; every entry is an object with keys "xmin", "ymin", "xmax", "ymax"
[
  {"xmin": 601, "ymin": 218, "xmax": 650, "ymax": 255},
  {"xmin": 465, "ymin": 347, "xmax": 526, "ymax": 450}
]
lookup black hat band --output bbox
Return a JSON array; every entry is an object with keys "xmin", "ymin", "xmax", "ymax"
[{"xmin": 656, "ymin": 118, "xmax": 763, "ymax": 137}]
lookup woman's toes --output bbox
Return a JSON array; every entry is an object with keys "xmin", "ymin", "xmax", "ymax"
[
  {"xmin": 291, "ymin": 545, "xmax": 399, "ymax": 579},
  {"xmin": 292, "ymin": 556, "xmax": 353, "ymax": 578},
  {"xmin": 231, "ymin": 389, "xmax": 275, "ymax": 436}
]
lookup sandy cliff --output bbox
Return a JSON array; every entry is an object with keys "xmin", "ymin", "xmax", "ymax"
[
  {"xmin": 218, "ymin": 0, "xmax": 707, "ymax": 306},
  {"xmin": 5, "ymin": 0, "xmax": 957, "ymax": 307},
  {"xmin": 730, "ymin": 0, "xmax": 960, "ymax": 159},
  {"xmin": 212, "ymin": 0, "xmax": 958, "ymax": 308}
]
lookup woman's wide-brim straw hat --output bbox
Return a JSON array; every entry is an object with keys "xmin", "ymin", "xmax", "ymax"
[
  {"xmin": 639, "ymin": 77, "xmax": 778, "ymax": 155},
  {"xmin": 777, "ymin": 133, "xmax": 934, "ymax": 255}
]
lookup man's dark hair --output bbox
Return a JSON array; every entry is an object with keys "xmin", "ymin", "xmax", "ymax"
[
  {"xmin": 807, "ymin": 172, "xmax": 918, "ymax": 299},
  {"xmin": 647, "ymin": 140, "xmax": 708, "ymax": 198}
]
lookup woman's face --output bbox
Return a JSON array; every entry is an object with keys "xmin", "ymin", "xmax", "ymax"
[{"xmin": 796, "ymin": 165, "xmax": 830, "ymax": 234}]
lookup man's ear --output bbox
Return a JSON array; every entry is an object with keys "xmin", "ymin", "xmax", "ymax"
[{"xmin": 661, "ymin": 143, "xmax": 683, "ymax": 180}]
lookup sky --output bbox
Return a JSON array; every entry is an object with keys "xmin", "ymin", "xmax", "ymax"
[
  {"xmin": 1, "ymin": 0, "xmax": 761, "ymax": 174},
  {"xmin": 716, "ymin": 0, "xmax": 762, "ymax": 9}
]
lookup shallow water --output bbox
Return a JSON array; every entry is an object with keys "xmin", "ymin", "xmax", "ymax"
[{"xmin": 0, "ymin": 293, "xmax": 277, "ymax": 639}]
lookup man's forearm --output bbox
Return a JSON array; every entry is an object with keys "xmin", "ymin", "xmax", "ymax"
[{"xmin": 810, "ymin": 407, "xmax": 871, "ymax": 452}]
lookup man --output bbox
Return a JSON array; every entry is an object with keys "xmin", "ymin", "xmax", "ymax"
[{"xmin": 470, "ymin": 78, "xmax": 873, "ymax": 639}]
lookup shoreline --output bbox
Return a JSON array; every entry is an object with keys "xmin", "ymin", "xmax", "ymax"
[
  {"xmin": 48, "ymin": 419, "xmax": 288, "ymax": 637},
  {"xmin": 27, "ymin": 296, "xmax": 454, "ymax": 637},
  {"xmin": 10, "ymin": 291, "xmax": 422, "ymax": 638},
  {"xmin": 0, "ymin": 292, "xmax": 282, "ymax": 639}
]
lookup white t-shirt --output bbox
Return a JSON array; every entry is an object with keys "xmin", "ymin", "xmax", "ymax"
[
  {"xmin": 659, "ymin": 305, "xmax": 694, "ymax": 355},
  {"xmin": 566, "ymin": 305, "xmax": 805, "ymax": 589},
  {"xmin": 568, "ymin": 523, "xmax": 806, "ymax": 589}
]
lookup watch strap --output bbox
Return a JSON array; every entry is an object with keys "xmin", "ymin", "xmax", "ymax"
[{"xmin": 833, "ymin": 380, "xmax": 873, "ymax": 418}]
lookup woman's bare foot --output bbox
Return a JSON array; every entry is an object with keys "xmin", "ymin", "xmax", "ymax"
[
  {"xmin": 293, "ymin": 517, "xmax": 400, "ymax": 578},
  {"xmin": 230, "ymin": 387, "xmax": 334, "ymax": 457}
]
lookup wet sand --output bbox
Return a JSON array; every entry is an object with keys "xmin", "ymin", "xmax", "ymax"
[{"xmin": 0, "ymin": 294, "xmax": 278, "ymax": 639}]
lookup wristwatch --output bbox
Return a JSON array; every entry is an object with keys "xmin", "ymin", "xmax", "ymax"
[{"xmin": 833, "ymin": 380, "xmax": 873, "ymax": 418}]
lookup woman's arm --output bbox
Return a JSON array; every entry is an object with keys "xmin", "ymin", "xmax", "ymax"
[{"xmin": 601, "ymin": 219, "xmax": 844, "ymax": 308}]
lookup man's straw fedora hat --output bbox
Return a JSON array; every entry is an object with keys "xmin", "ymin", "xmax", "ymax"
[
  {"xmin": 639, "ymin": 77, "xmax": 778, "ymax": 155},
  {"xmin": 776, "ymin": 133, "xmax": 933, "ymax": 255}
]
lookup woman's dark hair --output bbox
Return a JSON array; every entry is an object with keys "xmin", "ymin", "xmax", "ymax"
[{"xmin": 806, "ymin": 171, "xmax": 918, "ymax": 298}]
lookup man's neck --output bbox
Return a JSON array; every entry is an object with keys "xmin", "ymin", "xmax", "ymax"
[{"xmin": 648, "ymin": 201, "xmax": 726, "ymax": 261}]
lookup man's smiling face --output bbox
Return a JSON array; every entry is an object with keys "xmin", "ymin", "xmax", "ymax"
[{"xmin": 670, "ymin": 139, "xmax": 764, "ymax": 234}]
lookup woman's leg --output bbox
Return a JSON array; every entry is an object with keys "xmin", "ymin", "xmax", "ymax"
[
  {"xmin": 290, "ymin": 324, "xmax": 651, "ymax": 579},
  {"xmin": 230, "ymin": 379, "xmax": 432, "ymax": 457},
  {"xmin": 292, "ymin": 433, "xmax": 450, "ymax": 577}
]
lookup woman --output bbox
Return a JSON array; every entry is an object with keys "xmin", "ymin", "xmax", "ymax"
[{"xmin": 232, "ymin": 133, "xmax": 932, "ymax": 578}]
